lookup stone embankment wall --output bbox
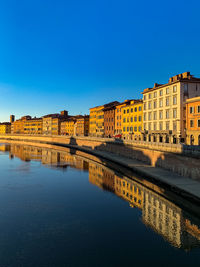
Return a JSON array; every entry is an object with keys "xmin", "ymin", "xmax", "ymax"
[{"xmin": 0, "ymin": 134, "xmax": 200, "ymax": 180}]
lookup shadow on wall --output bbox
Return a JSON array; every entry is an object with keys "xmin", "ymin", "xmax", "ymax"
[{"xmin": 67, "ymin": 137, "xmax": 200, "ymax": 181}]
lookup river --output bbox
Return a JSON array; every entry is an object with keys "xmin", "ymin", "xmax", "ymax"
[{"xmin": 0, "ymin": 142, "xmax": 199, "ymax": 267}]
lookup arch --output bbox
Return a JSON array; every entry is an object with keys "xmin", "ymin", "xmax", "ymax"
[{"xmin": 190, "ymin": 135, "xmax": 194, "ymax": 145}]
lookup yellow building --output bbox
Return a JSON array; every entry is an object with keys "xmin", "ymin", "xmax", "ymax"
[
  {"xmin": 0, "ymin": 122, "xmax": 11, "ymax": 134},
  {"xmin": 24, "ymin": 118, "xmax": 43, "ymax": 135},
  {"xmin": 42, "ymin": 111, "xmax": 68, "ymax": 136},
  {"xmin": 75, "ymin": 116, "xmax": 89, "ymax": 136},
  {"xmin": 114, "ymin": 175, "xmax": 143, "ymax": 209},
  {"xmin": 89, "ymin": 105, "xmax": 104, "ymax": 137},
  {"xmin": 61, "ymin": 119, "xmax": 76, "ymax": 136},
  {"xmin": 121, "ymin": 99, "xmax": 143, "ymax": 140}
]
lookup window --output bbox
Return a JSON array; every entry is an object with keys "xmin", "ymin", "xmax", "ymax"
[
  {"xmin": 138, "ymin": 126, "xmax": 142, "ymax": 132},
  {"xmin": 159, "ymin": 122, "xmax": 163, "ymax": 130},
  {"xmin": 154, "ymin": 92, "xmax": 157, "ymax": 98},
  {"xmin": 130, "ymin": 127, "xmax": 133, "ymax": 132},
  {"xmin": 135, "ymin": 107, "xmax": 137, "ymax": 112},
  {"xmin": 144, "ymin": 123, "xmax": 146, "ymax": 130},
  {"xmin": 144, "ymin": 103, "xmax": 146, "ymax": 110},
  {"xmin": 166, "ymin": 121, "xmax": 170, "ymax": 130},
  {"xmin": 198, "ymin": 106, "xmax": 200, "ymax": 113},
  {"xmin": 159, "ymin": 99, "xmax": 163, "ymax": 107},
  {"xmin": 173, "ymin": 95, "xmax": 177, "ymax": 105},
  {"xmin": 123, "ymin": 127, "xmax": 125, "ymax": 131},
  {"xmin": 139, "ymin": 106, "xmax": 142, "ymax": 111},
  {"xmin": 144, "ymin": 113, "xmax": 146, "ymax": 121},
  {"xmin": 166, "ymin": 87, "xmax": 169, "ymax": 94},
  {"xmin": 127, "ymin": 127, "xmax": 129, "ymax": 131},
  {"xmin": 153, "ymin": 111, "xmax": 157, "ymax": 120},
  {"xmin": 127, "ymin": 109, "xmax": 129, "ymax": 113},
  {"xmin": 160, "ymin": 90, "xmax": 163, "ymax": 96},
  {"xmin": 123, "ymin": 118, "xmax": 126, "ymax": 122},
  {"xmin": 138, "ymin": 116, "xmax": 142, "ymax": 121},
  {"xmin": 166, "ymin": 97, "xmax": 170, "ymax": 106},
  {"xmin": 131, "ymin": 117, "xmax": 133, "ymax": 122},
  {"xmin": 173, "ymin": 121, "xmax": 177, "ymax": 131},
  {"xmin": 148, "ymin": 101, "xmax": 152, "ymax": 109},
  {"xmin": 184, "ymin": 84, "xmax": 188, "ymax": 96},
  {"xmin": 166, "ymin": 109, "xmax": 170, "ymax": 119},
  {"xmin": 190, "ymin": 107, "xmax": 194, "ymax": 114},
  {"xmin": 131, "ymin": 108, "xmax": 133, "ymax": 112},
  {"xmin": 159, "ymin": 111, "xmax": 163, "ymax": 119},
  {"xmin": 134, "ymin": 126, "xmax": 137, "ymax": 132},
  {"xmin": 148, "ymin": 122, "xmax": 151, "ymax": 130},
  {"xmin": 123, "ymin": 110, "xmax": 126, "ymax": 114},
  {"xmin": 173, "ymin": 85, "xmax": 177, "ymax": 93},
  {"xmin": 127, "ymin": 117, "xmax": 129, "ymax": 122},
  {"xmin": 134, "ymin": 116, "xmax": 137, "ymax": 122},
  {"xmin": 149, "ymin": 93, "xmax": 152, "ymax": 99},
  {"xmin": 154, "ymin": 122, "xmax": 157, "ymax": 130},
  {"xmin": 198, "ymin": 120, "xmax": 200, "ymax": 127},
  {"xmin": 153, "ymin": 101, "xmax": 157, "ymax": 109},
  {"xmin": 190, "ymin": 120, "xmax": 194, "ymax": 128},
  {"xmin": 144, "ymin": 95, "xmax": 146, "ymax": 100},
  {"xmin": 148, "ymin": 112, "xmax": 152, "ymax": 120},
  {"xmin": 173, "ymin": 109, "xmax": 177, "ymax": 118}
]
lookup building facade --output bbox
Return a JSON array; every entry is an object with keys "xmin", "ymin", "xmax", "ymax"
[
  {"xmin": 0, "ymin": 123, "xmax": 11, "ymax": 134},
  {"xmin": 142, "ymin": 72, "xmax": 200, "ymax": 144},
  {"xmin": 42, "ymin": 110, "xmax": 68, "ymax": 135},
  {"xmin": 104, "ymin": 102, "xmax": 119, "ymax": 138},
  {"xmin": 11, "ymin": 116, "xmax": 31, "ymax": 134},
  {"xmin": 121, "ymin": 99, "xmax": 143, "ymax": 140},
  {"xmin": 75, "ymin": 116, "xmax": 89, "ymax": 136},
  {"xmin": 61, "ymin": 119, "xmax": 76, "ymax": 136},
  {"xmin": 24, "ymin": 118, "xmax": 43, "ymax": 135},
  {"xmin": 114, "ymin": 101, "xmax": 130, "ymax": 135},
  {"xmin": 186, "ymin": 96, "xmax": 200, "ymax": 145}
]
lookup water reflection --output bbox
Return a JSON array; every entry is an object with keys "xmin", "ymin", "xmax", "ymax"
[{"xmin": 0, "ymin": 143, "xmax": 200, "ymax": 251}]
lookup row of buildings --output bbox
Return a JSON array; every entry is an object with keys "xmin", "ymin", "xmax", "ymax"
[
  {"xmin": 0, "ymin": 111, "xmax": 89, "ymax": 137},
  {"xmin": 0, "ymin": 72, "xmax": 200, "ymax": 145},
  {"xmin": 89, "ymin": 72, "xmax": 200, "ymax": 145}
]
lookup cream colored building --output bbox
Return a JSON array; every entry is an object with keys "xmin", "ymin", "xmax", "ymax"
[{"xmin": 142, "ymin": 72, "xmax": 200, "ymax": 144}]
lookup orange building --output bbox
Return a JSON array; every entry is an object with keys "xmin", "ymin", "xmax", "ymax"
[
  {"xmin": 24, "ymin": 118, "xmax": 43, "ymax": 135},
  {"xmin": 114, "ymin": 100, "xmax": 131, "ymax": 135},
  {"xmin": 11, "ymin": 116, "xmax": 31, "ymax": 134},
  {"xmin": 186, "ymin": 96, "xmax": 200, "ymax": 145},
  {"xmin": 75, "ymin": 115, "xmax": 89, "ymax": 136}
]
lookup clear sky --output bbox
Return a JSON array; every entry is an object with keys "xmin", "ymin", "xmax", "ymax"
[{"xmin": 0, "ymin": 0, "xmax": 200, "ymax": 122}]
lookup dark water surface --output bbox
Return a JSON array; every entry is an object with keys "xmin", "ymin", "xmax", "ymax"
[{"xmin": 0, "ymin": 143, "xmax": 200, "ymax": 267}]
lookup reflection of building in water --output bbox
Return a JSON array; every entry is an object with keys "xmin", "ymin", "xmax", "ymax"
[
  {"xmin": 115, "ymin": 175, "xmax": 143, "ymax": 209},
  {"xmin": 59, "ymin": 153, "xmax": 89, "ymax": 171},
  {"xmin": 88, "ymin": 162, "xmax": 200, "ymax": 250},
  {"xmin": 89, "ymin": 162, "xmax": 115, "ymax": 192},
  {"xmin": 142, "ymin": 189, "xmax": 182, "ymax": 248},
  {"xmin": 0, "ymin": 144, "xmax": 10, "ymax": 152},
  {"xmin": 10, "ymin": 144, "xmax": 42, "ymax": 162}
]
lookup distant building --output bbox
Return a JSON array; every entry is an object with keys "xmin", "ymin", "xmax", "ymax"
[
  {"xmin": 0, "ymin": 122, "xmax": 11, "ymax": 134},
  {"xmin": 24, "ymin": 118, "xmax": 43, "ymax": 135},
  {"xmin": 186, "ymin": 96, "xmax": 200, "ymax": 145},
  {"xmin": 60, "ymin": 118, "xmax": 76, "ymax": 136},
  {"xmin": 10, "ymin": 115, "xmax": 15, "ymax": 123},
  {"xmin": 114, "ymin": 100, "xmax": 130, "ymax": 135},
  {"xmin": 42, "ymin": 110, "xmax": 68, "ymax": 135},
  {"xmin": 103, "ymin": 102, "xmax": 119, "ymax": 138},
  {"xmin": 11, "ymin": 116, "xmax": 31, "ymax": 134},
  {"xmin": 142, "ymin": 72, "xmax": 200, "ymax": 144},
  {"xmin": 121, "ymin": 99, "xmax": 143, "ymax": 140},
  {"xmin": 75, "ymin": 115, "xmax": 89, "ymax": 136}
]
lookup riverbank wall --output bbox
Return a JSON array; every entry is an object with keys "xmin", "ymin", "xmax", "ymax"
[{"xmin": 0, "ymin": 134, "xmax": 200, "ymax": 180}]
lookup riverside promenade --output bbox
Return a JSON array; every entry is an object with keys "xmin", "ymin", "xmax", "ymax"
[{"xmin": 0, "ymin": 134, "xmax": 200, "ymax": 204}]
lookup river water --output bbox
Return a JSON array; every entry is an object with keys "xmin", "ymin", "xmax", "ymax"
[{"xmin": 0, "ymin": 142, "xmax": 200, "ymax": 267}]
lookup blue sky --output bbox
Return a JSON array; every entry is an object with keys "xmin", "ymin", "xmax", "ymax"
[{"xmin": 0, "ymin": 0, "xmax": 200, "ymax": 121}]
